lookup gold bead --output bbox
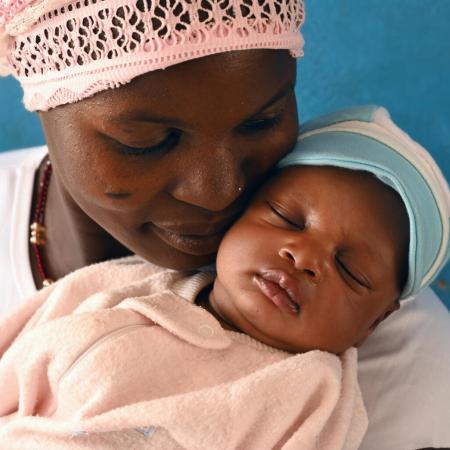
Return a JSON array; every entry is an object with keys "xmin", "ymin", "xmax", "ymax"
[
  {"xmin": 42, "ymin": 278, "xmax": 54, "ymax": 287},
  {"xmin": 30, "ymin": 235, "xmax": 46, "ymax": 245},
  {"xmin": 30, "ymin": 222, "xmax": 46, "ymax": 245}
]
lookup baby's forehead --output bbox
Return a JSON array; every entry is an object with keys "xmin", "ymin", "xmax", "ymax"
[
  {"xmin": 263, "ymin": 165, "xmax": 386, "ymax": 195},
  {"xmin": 262, "ymin": 164, "xmax": 408, "ymax": 241}
]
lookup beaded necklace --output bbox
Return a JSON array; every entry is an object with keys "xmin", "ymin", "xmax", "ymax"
[{"xmin": 30, "ymin": 160, "xmax": 53, "ymax": 287}]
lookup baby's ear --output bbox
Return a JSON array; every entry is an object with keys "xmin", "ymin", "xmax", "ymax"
[{"xmin": 355, "ymin": 300, "xmax": 401, "ymax": 347}]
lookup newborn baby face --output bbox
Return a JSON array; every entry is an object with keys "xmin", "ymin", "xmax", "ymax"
[{"xmin": 209, "ymin": 166, "xmax": 409, "ymax": 353}]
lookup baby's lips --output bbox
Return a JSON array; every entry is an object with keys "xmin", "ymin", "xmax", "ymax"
[
  {"xmin": 253, "ymin": 274, "xmax": 300, "ymax": 314},
  {"xmin": 259, "ymin": 269, "xmax": 302, "ymax": 307}
]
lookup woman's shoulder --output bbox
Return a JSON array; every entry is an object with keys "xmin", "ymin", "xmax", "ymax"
[
  {"xmin": 0, "ymin": 145, "xmax": 47, "ymax": 172},
  {"xmin": 0, "ymin": 145, "xmax": 47, "ymax": 228},
  {"xmin": 0, "ymin": 146, "xmax": 48, "ymax": 192}
]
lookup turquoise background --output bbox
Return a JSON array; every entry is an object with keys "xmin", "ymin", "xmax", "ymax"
[{"xmin": 0, "ymin": 0, "xmax": 449, "ymax": 305}]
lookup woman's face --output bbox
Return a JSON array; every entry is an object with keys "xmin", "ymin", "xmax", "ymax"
[{"xmin": 40, "ymin": 50, "xmax": 299, "ymax": 269}]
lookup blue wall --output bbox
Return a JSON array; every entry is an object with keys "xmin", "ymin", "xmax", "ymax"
[{"xmin": 0, "ymin": 0, "xmax": 449, "ymax": 305}]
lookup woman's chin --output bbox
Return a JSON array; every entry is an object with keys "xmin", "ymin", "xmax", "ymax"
[{"xmin": 137, "ymin": 246, "xmax": 216, "ymax": 270}]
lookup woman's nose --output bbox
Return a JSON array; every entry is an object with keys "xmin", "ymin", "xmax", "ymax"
[
  {"xmin": 171, "ymin": 144, "xmax": 245, "ymax": 211},
  {"xmin": 279, "ymin": 241, "xmax": 324, "ymax": 284}
]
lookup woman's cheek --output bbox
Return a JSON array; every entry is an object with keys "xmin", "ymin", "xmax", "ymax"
[{"xmin": 259, "ymin": 121, "xmax": 299, "ymax": 167}]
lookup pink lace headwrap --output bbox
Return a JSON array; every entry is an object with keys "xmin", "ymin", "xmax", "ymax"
[{"xmin": 0, "ymin": 0, "xmax": 305, "ymax": 111}]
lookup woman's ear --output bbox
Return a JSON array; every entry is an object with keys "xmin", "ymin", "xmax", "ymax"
[{"xmin": 355, "ymin": 300, "xmax": 401, "ymax": 347}]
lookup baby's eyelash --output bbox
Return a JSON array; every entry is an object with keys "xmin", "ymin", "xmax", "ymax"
[
  {"xmin": 336, "ymin": 258, "xmax": 368, "ymax": 288},
  {"xmin": 269, "ymin": 203, "xmax": 304, "ymax": 229}
]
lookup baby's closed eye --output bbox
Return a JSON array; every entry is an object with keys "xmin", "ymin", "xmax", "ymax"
[{"xmin": 266, "ymin": 201, "xmax": 305, "ymax": 230}]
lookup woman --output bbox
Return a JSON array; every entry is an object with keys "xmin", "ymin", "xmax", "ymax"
[{"xmin": 1, "ymin": 0, "xmax": 449, "ymax": 449}]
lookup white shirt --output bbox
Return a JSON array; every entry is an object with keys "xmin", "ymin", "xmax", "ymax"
[
  {"xmin": 1, "ymin": 146, "xmax": 450, "ymax": 449},
  {"xmin": 0, "ymin": 146, "xmax": 46, "ymax": 315}
]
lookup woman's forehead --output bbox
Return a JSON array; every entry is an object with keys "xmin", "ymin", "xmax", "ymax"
[{"xmin": 53, "ymin": 50, "xmax": 297, "ymax": 128}]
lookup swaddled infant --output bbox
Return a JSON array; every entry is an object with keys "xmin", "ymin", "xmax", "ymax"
[{"xmin": 0, "ymin": 106, "xmax": 448, "ymax": 450}]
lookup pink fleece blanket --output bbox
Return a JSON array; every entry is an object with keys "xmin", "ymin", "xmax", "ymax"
[{"xmin": 0, "ymin": 257, "xmax": 367, "ymax": 449}]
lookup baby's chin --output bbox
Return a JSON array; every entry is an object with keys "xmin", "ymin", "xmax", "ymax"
[
  {"xmin": 210, "ymin": 278, "xmax": 358, "ymax": 354},
  {"xmin": 212, "ymin": 301, "xmax": 353, "ymax": 354},
  {"xmin": 209, "ymin": 292, "xmax": 292, "ymax": 352}
]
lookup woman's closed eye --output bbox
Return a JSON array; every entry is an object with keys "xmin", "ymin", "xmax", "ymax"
[
  {"xmin": 238, "ymin": 113, "xmax": 283, "ymax": 134},
  {"xmin": 119, "ymin": 129, "xmax": 182, "ymax": 157}
]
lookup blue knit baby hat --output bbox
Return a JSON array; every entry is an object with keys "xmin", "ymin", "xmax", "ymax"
[{"xmin": 277, "ymin": 105, "xmax": 450, "ymax": 299}]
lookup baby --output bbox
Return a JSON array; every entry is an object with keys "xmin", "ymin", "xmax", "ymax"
[{"xmin": 0, "ymin": 106, "xmax": 448, "ymax": 450}]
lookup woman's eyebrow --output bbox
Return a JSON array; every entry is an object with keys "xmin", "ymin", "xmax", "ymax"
[
  {"xmin": 245, "ymin": 81, "xmax": 295, "ymax": 119},
  {"xmin": 108, "ymin": 81, "xmax": 294, "ymax": 128},
  {"xmin": 109, "ymin": 112, "xmax": 187, "ymax": 129}
]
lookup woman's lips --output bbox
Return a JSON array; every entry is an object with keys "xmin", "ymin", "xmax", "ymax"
[
  {"xmin": 151, "ymin": 224, "xmax": 224, "ymax": 255},
  {"xmin": 253, "ymin": 270, "xmax": 301, "ymax": 315},
  {"xmin": 149, "ymin": 210, "xmax": 242, "ymax": 256}
]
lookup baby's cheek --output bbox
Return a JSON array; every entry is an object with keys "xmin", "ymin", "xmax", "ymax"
[
  {"xmin": 215, "ymin": 229, "xmax": 239, "ymax": 275},
  {"xmin": 217, "ymin": 219, "xmax": 254, "ymax": 257},
  {"xmin": 215, "ymin": 227, "xmax": 253, "ymax": 288}
]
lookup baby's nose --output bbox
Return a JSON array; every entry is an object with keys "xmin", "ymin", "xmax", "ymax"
[{"xmin": 278, "ymin": 244, "xmax": 323, "ymax": 284}]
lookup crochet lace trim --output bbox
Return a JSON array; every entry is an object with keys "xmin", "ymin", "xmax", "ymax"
[{"xmin": 9, "ymin": 0, "xmax": 304, "ymax": 78}]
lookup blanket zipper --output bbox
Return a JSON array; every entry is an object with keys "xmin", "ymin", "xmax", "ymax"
[{"xmin": 59, "ymin": 323, "xmax": 148, "ymax": 386}]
